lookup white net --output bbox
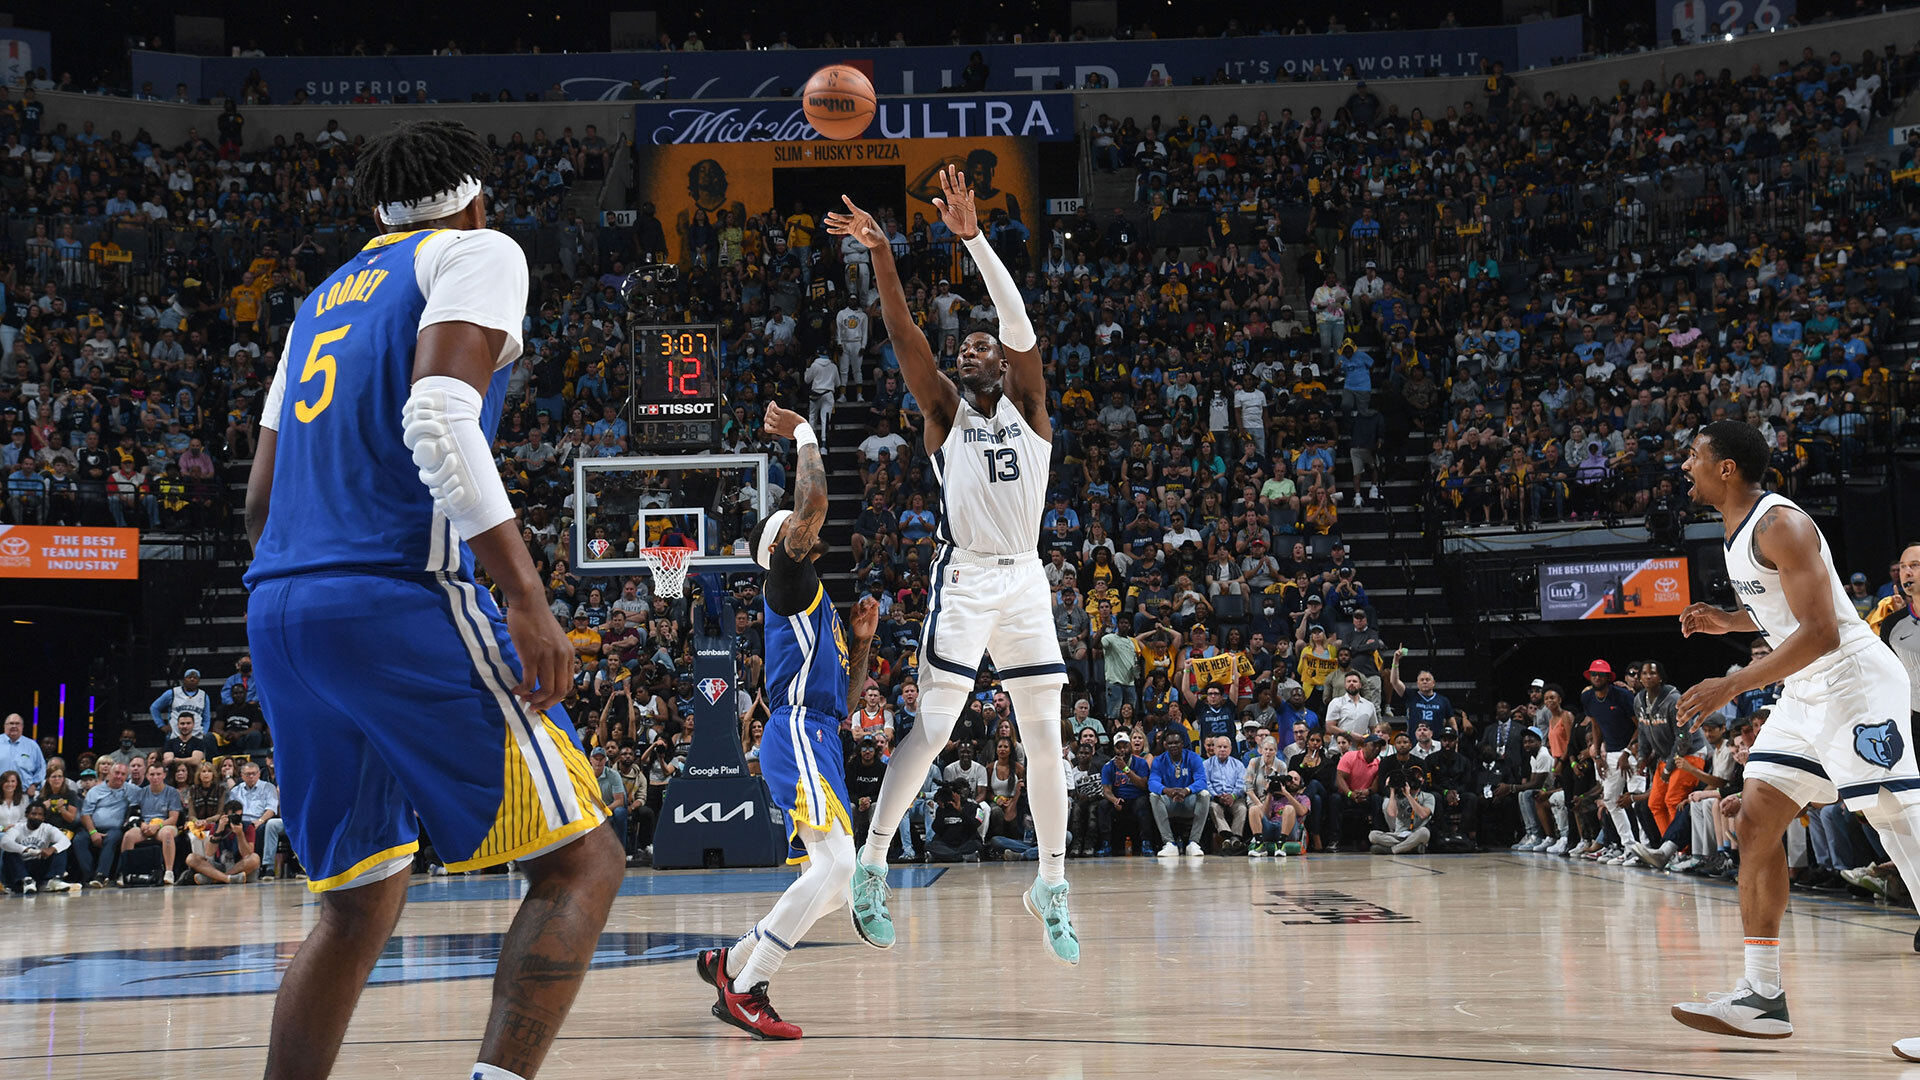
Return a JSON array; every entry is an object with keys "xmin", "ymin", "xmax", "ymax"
[{"xmin": 637, "ymin": 546, "xmax": 698, "ymax": 598}]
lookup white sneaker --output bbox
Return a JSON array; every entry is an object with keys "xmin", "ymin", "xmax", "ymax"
[
  {"xmin": 46, "ymin": 879, "xmax": 74, "ymax": 893},
  {"xmin": 1158, "ymin": 843, "xmax": 1179, "ymax": 858},
  {"xmin": 1184, "ymin": 843, "xmax": 1205, "ymax": 857},
  {"xmin": 1895, "ymin": 1037, "xmax": 1920, "ymax": 1061},
  {"xmin": 1511, "ymin": 836, "xmax": 1539, "ymax": 852},
  {"xmin": 21, "ymin": 879, "xmax": 35, "ymax": 894},
  {"xmin": 163, "ymin": 870, "xmax": 175, "ymax": 885},
  {"xmin": 228, "ymin": 871, "xmax": 247, "ymax": 885},
  {"xmin": 1529, "ymin": 836, "xmax": 1554, "ymax": 851},
  {"xmin": 1547, "ymin": 837, "xmax": 1569, "ymax": 855},
  {"xmin": 1671, "ymin": 978, "xmax": 1792, "ymax": 1039},
  {"xmin": 1841, "ymin": 866, "xmax": 1890, "ymax": 897},
  {"xmin": 1272, "ymin": 845, "xmax": 1288, "ymax": 858},
  {"xmin": 1629, "ymin": 842, "xmax": 1670, "ymax": 869},
  {"xmin": 1369, "ymin": 484, "xmax": 1381, "ymax": 502}
]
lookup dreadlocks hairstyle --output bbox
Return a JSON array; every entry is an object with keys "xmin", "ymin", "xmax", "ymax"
[{"xmin": 353, "ymin": 119, "xmax": 492, "ymax": 214}]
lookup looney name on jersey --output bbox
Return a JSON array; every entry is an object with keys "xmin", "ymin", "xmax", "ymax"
[
  {"xmin": 312, "ymin": 267, "xmax": 394, "ymax": 319},
  {"xmin": 962, "ymin": 422, "xmax": 1023, "ymax": 444}
]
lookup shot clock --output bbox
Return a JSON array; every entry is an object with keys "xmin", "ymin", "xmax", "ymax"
[{"xmin": 631, "ymin": 324, "xmax": 721, "ymax": 449}]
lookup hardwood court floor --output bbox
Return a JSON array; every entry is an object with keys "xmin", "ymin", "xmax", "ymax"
[{"xmin": 3, "ymin": 852, "xmax": 1919, "ymax": 1079}]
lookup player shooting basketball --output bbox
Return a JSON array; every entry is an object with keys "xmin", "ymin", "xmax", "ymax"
[
  {"xmin": 696, "ymin": 399, "xmax": 879, "ymax": 1040},
  {"xmin": 826, "ymin": 164, "xmax": 1079, "ymax": 966}
]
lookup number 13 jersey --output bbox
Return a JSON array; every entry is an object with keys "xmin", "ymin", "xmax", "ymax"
[{"xmin": 930, "ymin": 394, "xmax": 1050, "ymax": 557}]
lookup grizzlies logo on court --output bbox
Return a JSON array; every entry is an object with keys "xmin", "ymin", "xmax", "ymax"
[{"xmin": 1854, "ymin": 719, "xmax": 1905, "ymax": 769}]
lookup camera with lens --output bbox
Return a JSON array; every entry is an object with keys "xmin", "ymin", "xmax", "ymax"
[{"xmin": 620, "ymin": 259, "xmax": 681, "ymax": 316}]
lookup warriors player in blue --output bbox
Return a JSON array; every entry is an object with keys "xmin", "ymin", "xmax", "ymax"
[
  {"xmin": 242, "ymin": 121, "xmax": 623, "ymax": 1080},
  {"xmin": 828, "ymin": 166, "xmax": 1079, "ymax": 966},
  {"xmin": 696, "ymin": 400, "xmax": 879, "ymax": 1040}
]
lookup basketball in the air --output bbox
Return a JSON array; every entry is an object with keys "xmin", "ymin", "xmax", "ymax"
[{"xmin": 802, "ymin": 65, "xmax": 876, "ymax": 140}]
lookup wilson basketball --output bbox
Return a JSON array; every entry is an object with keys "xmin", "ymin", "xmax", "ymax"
[{"xmin": 802, "ymin": 65, "xmax": 876, "ymax": 140}]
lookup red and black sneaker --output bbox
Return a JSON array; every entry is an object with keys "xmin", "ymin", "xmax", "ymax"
[
  {"xmin": 712, "ymin": 979, "xmax": 802, "ymax": 1040},
  {"xmin": 696, "ymin": 946, "xmax": 728, "ymax": 989}
]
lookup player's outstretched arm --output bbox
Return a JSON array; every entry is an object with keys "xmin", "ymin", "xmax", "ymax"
[
  {"xmin": 1679, "ymin": 507, "xmax": 1835, "ymax": 725},
  {"xmin": 826, "ymin": 196, "xmax": 959, "ymax": 451},
  {"xmin": 762, "ymin": 400, "xmax": 827, "ymax": 559},
  {"xmin": 934, "ymin": 164, "xmax": 1049, "ymax": 442},
  {"xmin": 409, "ymin": 320, "xmax": 571, "ymax": 711},
  {"xmin": 846, "ymin": 597, "xmax": 879, "ymax": 705}
]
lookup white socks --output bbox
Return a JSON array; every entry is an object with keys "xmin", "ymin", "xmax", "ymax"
[
  {"xmin": 1007, "ymin": 681, "xmax": 1068, "ymax": 886},
  {"xmin": 732, "ymin": 826, "xmax": 856, "ymax": 993},
  {"xmin": 860, "ymin": 685, "xmax": 966, "ymax": 868},
  {"xmin": 1743, "ymin": 937, "xmax": 1781, "ymax": 997},
  {"xmin": 470, "ymin": 1065, "xmax": 528, "ymax": 1080}
]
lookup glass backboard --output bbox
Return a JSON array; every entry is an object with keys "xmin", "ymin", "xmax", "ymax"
[{"xmin": 572, "ymin": 453, "xmax": 770, "ymax": 575}]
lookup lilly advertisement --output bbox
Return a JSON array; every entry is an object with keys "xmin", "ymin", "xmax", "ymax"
[
  {"xmin": 0, "ymin": 525, "xmax": 139, "ymax": 580},
  {"xmin": 1538, "ymin": 557, "xmax": 1690, "ymax": 621},
  {"xmin": 132, "ymin": 18, "xmax": 1580, "ymax": 103},
  {"xmin": 634, "ymin": 98, "xmax": 1040, "ymax": 269}
]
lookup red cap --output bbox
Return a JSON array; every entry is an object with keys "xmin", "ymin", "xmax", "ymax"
[{"xmin": 1586, "ymin": 659, "xmax": 1613, "ymax": 675}]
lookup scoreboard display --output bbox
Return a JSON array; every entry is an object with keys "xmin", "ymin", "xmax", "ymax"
[{"xmin": 632, "ymin": 324, "xmax": 721, "ymax": 449}]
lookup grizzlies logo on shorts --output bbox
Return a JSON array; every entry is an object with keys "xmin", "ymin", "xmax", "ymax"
[{"xmin": 1855, "ymin": 718, "xmax": 1906, "ymax": 769}]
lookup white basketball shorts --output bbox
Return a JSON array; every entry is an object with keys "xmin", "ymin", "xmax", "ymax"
[
  {"xmin": 918, "ymin": 547, "xmax": 1066, "ymax": 690},
  {"xmin": 1744, "ymin": 641, "xmax": 1919, "ymax": 814}
]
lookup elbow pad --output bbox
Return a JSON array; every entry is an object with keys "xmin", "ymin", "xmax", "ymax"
[
  {"xmin": 962, "ymin": 232, "xmax": 1035, "ymax": 352},
  {"xmin": 401, "ymin": 375, "xmax": 516, "ymax": 541}
]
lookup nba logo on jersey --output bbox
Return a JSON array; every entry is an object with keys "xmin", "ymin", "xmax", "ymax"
[
  {"xmin": 1855, "ymin": 720, "xmax": 1905, "ymax": 769},
  {"xmin": 698, "ymin": 677, "xmax": 728, "ymax": 705},
  {"xmin": 587, "ymin": 538, "xmax": 611, "ymax": 558}
]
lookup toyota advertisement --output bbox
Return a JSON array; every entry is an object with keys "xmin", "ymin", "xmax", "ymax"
[
  {"xmin": 0, "ymin": 526, "xmax": 140, "ymax": 580},
  {"xmin": 1538, "ymin": 557, "xmax": 1689, "ymax": 621}
]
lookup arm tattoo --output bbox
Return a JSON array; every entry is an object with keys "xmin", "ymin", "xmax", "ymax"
[
  {"xmin": 1751, "ymin": 505, "xmax": 1782, "ymax": 571},
  {"xmin": 846, "ymin": 626, "xmax": 874, "ymax": 705},
  {"xmin": 780, "ymin": 442, "xmax": 827, "ymax": 559}
]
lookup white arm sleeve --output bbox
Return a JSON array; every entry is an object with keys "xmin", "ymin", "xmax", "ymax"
[
  {"xmin": 961, "ymin": 232, "xmax": 1035, "ymax": 352},
  {"xmin": 258, "ymin": 350, "xmax": 291, "ymax": 432},
  {"xmin": 401, "ymin": 374, "xmax": 516, "ymax": 541},
  {"xmin": 413, "ymin": 229, "xmax": 530, "ymax": 368}
]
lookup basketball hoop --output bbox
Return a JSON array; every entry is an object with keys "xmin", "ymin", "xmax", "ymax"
[{"xmin": 637, "ymin": 545, "xmax": 699, "ymax": 599}]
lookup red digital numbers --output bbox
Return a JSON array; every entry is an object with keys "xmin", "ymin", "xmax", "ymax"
[{"xmin": 654, "ymin": 330, "xmax": 710, "ymax": 398}]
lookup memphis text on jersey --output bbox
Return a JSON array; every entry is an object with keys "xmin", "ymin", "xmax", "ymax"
[
  {"xmin": 1731, "ymin": 579, "xmax": 1767, "ymax": 598},
  {"xmin": 963, "ymin": 420, "xmax": 1025, "ymax": 444}
]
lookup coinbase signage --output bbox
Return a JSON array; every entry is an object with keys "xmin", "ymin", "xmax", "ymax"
[
  {"xmin": 635, "ymin": 94, "xmax": 1075, "ymax": 144},
  {"xmin": 133, "ymin": 18, "xmax": 1579, "ymax": 104}
]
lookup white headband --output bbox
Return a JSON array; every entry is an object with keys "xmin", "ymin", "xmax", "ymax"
[
  {"xmin": 376, "ymin": 175, "xmax": 483, "ymax": 227},
  {"xmin": 753, "ymin": 509, "xmax": 794, "ymax": 571}
]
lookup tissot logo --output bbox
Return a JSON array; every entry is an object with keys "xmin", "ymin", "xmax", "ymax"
[{"xmin": 1547, "ymin": 581, "xmax": 1587, "ymax": 602}]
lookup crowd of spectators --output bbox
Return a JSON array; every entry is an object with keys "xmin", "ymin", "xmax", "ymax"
[
  {"xmin": 1092, "ymin": 44, "xmax": 1920, "ymax": 527},
  {"xmin": 0, "ymin": 95, "xmax": 617, "ymax": 536}
]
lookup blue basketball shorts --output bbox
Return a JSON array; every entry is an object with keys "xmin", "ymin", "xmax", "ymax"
[
  {"xmin": 760, "ymin": 704, "xmax": 851, "ymax": 863},
  {"xmin": 249, "ymin": 571, "xmax": 607, "ymax": 892}
]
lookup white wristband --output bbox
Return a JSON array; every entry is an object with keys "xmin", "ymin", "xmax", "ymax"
[{"xmin": 792, "ymin": 422, "xmax": 818, "ymax": 450}]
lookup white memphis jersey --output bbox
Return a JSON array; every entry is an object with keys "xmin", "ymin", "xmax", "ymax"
[
  {"xmin": 931, "ymin": 394, "xmax": 1050, "ymax": 556},
  {"xmin": 1723, "ymin": 491, "xmax": 1879, "ymax": 680}
]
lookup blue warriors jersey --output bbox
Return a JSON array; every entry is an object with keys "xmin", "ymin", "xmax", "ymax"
[
  {"xmin": 244, "ymin": 229, "xmax": 513, "ymax": 586},
  {"xmin": 764, "ymin": 583, "xmax": 851, "ymax": 723}
]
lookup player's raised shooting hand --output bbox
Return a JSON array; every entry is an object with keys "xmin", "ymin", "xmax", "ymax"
[
  {"xmin": 850, "ymin": 595, "xmax": 880, "ymax": 641},
  {"xmin": 506, "ymin": 601, "xmax": 573, "ymax": 712},
  {"xmin": 762, "ymin": 400, "xmax": 807, "ymax": 440},
  {"xmin": 824, "ymin": 196, "xmax": 885, "ymax": 250},
  {"xmin": 931, "ymin": 163, "xmax": 979, "ymax": 240}
]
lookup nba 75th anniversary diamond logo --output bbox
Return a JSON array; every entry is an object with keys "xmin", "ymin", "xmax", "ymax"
[
  {"xmin": 587, "ymin": 538, "xmax": 611, "ymax": 558},
  {"xmin": 698, "ymin": 677, "xmax": 728, "ymax": 704}
]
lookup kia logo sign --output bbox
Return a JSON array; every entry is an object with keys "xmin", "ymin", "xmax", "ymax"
[
  {"xmin": 0, "ymin": 536, "xmax": 26, "ymax": 556},
  {"xmin": 1546, "ymin": 580, "xmax": 1587, "ymax": 602}
]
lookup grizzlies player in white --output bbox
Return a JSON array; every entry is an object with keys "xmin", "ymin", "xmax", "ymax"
[
  {"xmin": 1668, "ymin": 421, "xmax": 1916, "ymax": 1053},
  {"xmin": 826, "ymin": 166, "xmax": 1078, "ymax": 966}
]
